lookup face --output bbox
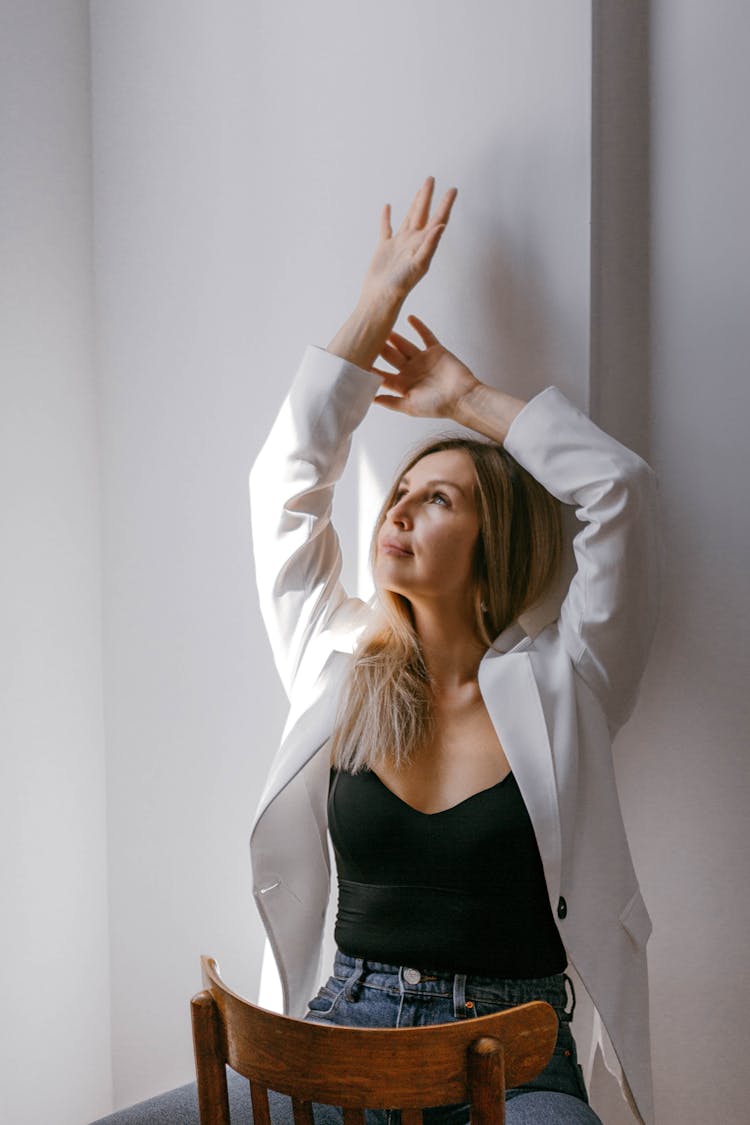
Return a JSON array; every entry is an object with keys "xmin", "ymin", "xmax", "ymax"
[{"xmin": 374, "ymin": 449, "xmax": 481, "ymax": 606}]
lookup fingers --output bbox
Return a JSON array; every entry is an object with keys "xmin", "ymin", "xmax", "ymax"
[
  {"xmin": 410, "ymin": 179, "xmax": 458, "ymax": 231},
  {"xmin": 434, "ymin": 186, "xmax": 458, "ymax": 228},
  {"xmin": 380, "ymin": 318, "xmax": 438, "ymax": 370},
  {"xmin": 374, "ymin": 369, "xmax": 411, "ymax": 394},
  {"xmin": 406, "ymin": 313, "xmax": 440, "ymax": 347},
  {"xmin": 390, "ymin": 177, "xmax": 457, "ymax": 257},
  {"xmin": 414, "ymin": 222, "xmax": 446, "ymax": 268},
  {"xmin": 401, "ymin": 176, "xmax": 455, "ymax": 230},
  {"xmin": 380, "ymin": 202, "xmax": 392, "ymax": 241},
  {"xmin": 373, "ymin": 393, "xmax": 407, "ymax": 413},
  {"xmin": 385, "ymin": 330, "xmax": 419, "ymax": 359},
  {"xmin": 371, "ymin": 355, "xmax": 413, "ymax": 394},
  {"xmin": 380, "ymin": 341, "xmax": 407, "ymax": 369},
  {"xmin": 372, "ymin": 365, "xmax": 411, "ymax": 400},
  {"xmin": 403, "ymin": 175, "xmax": 435, "ymax": 232}
]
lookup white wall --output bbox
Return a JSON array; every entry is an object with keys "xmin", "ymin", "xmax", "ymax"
[
  {"xmin": 0, "ymin": 2, "xmax": 112, "ymax": 1123},
  {"xmin": 6, "ymin": 2, "xmax": 748, "ymax": 1123},
  {"xmin": 90, "ymin": 0, "xmax": 591, "ymax": 1110}
]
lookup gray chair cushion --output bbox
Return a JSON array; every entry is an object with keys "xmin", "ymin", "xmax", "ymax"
[{"xmin": 88, "ymin": 1070, "xmax": 344, "ymax": 1125}]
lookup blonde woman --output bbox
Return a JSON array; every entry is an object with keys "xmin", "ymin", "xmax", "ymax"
[{"xmin": 246, "ymin": 177, "xmax": 661, "ymax": 1125}]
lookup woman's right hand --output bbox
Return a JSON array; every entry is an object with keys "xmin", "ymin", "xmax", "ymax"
[
  {"xmin": 359, "ymin": 176, "xmax": 458, "ymax": 303},
  {"xmin": 326, "ymin": 177, "xmax": 457, "ymax": 371}
]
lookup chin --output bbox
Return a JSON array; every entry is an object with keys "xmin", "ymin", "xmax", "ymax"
[{"xmin": 374, "ymin": 576, "xmax": 409, "ymax": 602}]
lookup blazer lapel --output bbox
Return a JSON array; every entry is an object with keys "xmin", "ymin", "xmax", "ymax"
[{"xmin": 478, "ymin": 640, "xmax": 562, "ymax": 911}]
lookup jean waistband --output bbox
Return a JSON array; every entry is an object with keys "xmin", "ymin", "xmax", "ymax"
[{"xmin": 332, "ymin": 949, "xmax": 576, "ymax": 1021}]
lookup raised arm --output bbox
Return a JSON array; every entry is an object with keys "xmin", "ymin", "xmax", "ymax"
[
  {"xmin": 249, "ymin": 347, "xmax": 381, "ymax": 698},
  {"xmin": 372, "ymin": 316, "xmax": 664, "ymax": 734},
  {"xmin": 503, "ymin": 389, "xmax": 664, "ymax": 733},
  {"xmin": 249, "ymin": 178, "xmax": 458, "ymax": 698},
  {"xmin": 327, "ymin": 176, "xmax": 458, "ymax": 368}
]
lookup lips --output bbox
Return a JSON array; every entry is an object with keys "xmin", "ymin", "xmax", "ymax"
[{"xmin": 380, "ymin": 539, "xmax": 413, "ymax": 557}]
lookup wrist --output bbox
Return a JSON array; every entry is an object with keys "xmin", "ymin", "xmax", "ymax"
[
  {"xmin": 355, "ymin": 285, "xmax": 406, "ymax": 321},
  {"xmin": 327, "ymin": 291, "xmax": 404, "ymax": 370},
  {"xmin": 453, "ymin": 381, "xmax": 527, "ymax": 443}
]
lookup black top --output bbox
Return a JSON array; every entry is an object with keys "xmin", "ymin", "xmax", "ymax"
[{"xmin": 328, "ymin": 767, "xmax": 566, "ymax": 978}]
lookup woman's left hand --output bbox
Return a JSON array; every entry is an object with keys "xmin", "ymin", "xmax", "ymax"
[{"xmin": 372, "ymin": 314, "xmax": 480, "ymax": 420}]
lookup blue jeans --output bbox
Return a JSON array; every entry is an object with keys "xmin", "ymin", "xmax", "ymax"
[{"xmin": 304, "ymin": 950, "xmax": 603, "ymax": 1125}]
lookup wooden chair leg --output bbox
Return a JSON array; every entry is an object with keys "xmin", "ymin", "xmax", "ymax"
[
  {"xmin": 191, "ymin": 990, "xmax": 231, "ymax": 1125},
  {"xmin": 250, "ymin": 1081, "xmax": 273, "ymax": 1125},
  {"xmin": 292, "ymin": 1097, "xmax": 316, "ymax": 1125},
  {"xmin": 468, "ymin": 1037, "xmax": 505, "ymax": 1125}
]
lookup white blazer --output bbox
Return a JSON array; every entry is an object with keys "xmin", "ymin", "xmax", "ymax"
[{"xmin": 248, "ymin": 344, "xmax": 664, "ymax": 1125}]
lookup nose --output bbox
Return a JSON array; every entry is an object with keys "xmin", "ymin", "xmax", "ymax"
[{"xmin": 387, "ymin": 495, "xmax": 412, "ymax": 528}]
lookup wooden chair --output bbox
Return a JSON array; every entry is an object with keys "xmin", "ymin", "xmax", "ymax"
[
  {"xmin": 193, "ymin": 954, "xmax": 557, "ymax": 1125},
  {"xmin": 191, "ymin": 955, "xmax": 558, "ymax": 1125}
]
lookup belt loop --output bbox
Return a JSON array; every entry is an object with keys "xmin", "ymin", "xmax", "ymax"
[
  {"xmin": 562, "ymin": 972, "xmax": 576, "ymax": 1022},
  {"xmin": 345, "ymin": 957, "xmax": 364, "ymax": 1001},
  {"xmin": 452, "ymin": 973, "xmax": 468, "ymax": 1018}
]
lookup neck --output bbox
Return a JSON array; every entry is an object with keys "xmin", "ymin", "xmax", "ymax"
[{"xmin": 410, "ymin": 599, "xmax": 486, "ymax": 689}]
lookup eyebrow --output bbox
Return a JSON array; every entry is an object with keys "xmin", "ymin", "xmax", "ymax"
[{"xmin": 398, "ymin": 476, "xmax": 468, "ymax": 497}]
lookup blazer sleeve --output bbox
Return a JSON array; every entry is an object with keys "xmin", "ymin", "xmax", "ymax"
[
  {"xmin": 503, "ymin": 386, "xmax": 665, "ymax": 734},
  {"xmin": 249, "ymin": 344, "xmax": 382, "ymax": 699}
]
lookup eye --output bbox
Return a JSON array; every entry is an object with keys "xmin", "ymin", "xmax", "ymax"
[
  {"xmin": 430, "ymin": 492, "xmax": 450, "ymax": 506},
  {"xmin": 392, "ymin": 489, "xmax": 407, "ymax": 503}
]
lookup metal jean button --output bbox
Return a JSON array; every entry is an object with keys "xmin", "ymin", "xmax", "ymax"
[{"xmin": 403, "ymin": 967, "xmax": 421, "ymax": 985}]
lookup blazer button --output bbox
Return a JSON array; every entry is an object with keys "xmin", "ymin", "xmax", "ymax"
[{"xmin": 557, "ymin": 896, "xmax": 567, "ymax": 920}]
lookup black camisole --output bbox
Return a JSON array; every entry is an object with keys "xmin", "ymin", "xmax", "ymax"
[{"xmin": 328, "ymin": 767, "xmax": 566, "ymax": 978}]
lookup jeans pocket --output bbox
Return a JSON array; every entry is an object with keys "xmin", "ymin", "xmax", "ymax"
[{"xmin": 304, "ymin": 976, "xmax": 348, "ymax": 1019}]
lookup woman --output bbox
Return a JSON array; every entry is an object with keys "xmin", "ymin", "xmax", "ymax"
[{"xmin": 249, "ymin": 177, "xmax": 662, "ymax": 1125}]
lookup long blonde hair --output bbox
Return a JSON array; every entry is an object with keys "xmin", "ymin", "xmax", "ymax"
[{"xmin": 330, "ymin": 436, "xmax": 563, "ymax": 772}]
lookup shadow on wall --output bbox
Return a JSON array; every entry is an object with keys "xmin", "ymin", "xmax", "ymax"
[
  {"xmin": 589, "ymin": 3, "xmax": 652, "ymax": 1124},
  {"xmin": 589, "ymin": 0, "xmax": 652, "ymax": 462}
]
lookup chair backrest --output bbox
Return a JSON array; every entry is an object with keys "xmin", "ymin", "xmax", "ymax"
[{"xmin": 191, "ymin": 955, "xmax": 557, "ymax": 1125}]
